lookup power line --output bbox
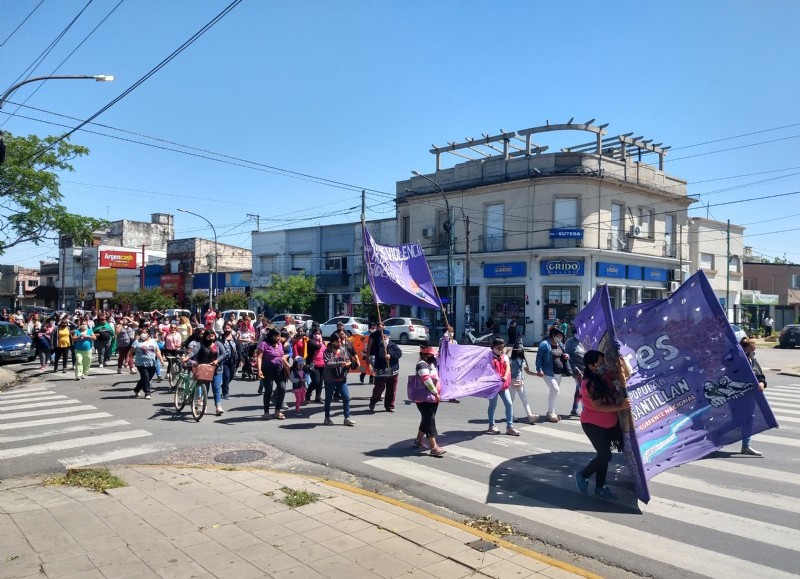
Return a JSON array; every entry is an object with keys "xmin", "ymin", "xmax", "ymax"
[{"xmin": 0, "ymin": 0, "xmax": 46, "ymax": 46}]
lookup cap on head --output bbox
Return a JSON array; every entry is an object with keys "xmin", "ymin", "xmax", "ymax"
[{"xmin": 420, "ymin": 345, "xmax": 436, "ymax": 355}]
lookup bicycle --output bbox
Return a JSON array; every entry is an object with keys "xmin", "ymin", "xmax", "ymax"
[
  {"xmin": 165, "ymin": 350, "xmax": 184, "ymax": 389},
  {"xmin": 172, "ymin": 359, "xmax": 207, "ymax": 421},
  {"xmin": 461, "ymin": 326, "xmax": 494, "ymax": 346}
]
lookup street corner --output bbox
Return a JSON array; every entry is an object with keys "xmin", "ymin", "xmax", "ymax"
[{"xmin": 145, "ymin": 440, "xmax": 285, "ymax": 470}]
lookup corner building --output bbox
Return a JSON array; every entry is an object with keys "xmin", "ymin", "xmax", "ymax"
[{"xmin": 396, "ymin": 120, "xmax": 694, "ymax": 346}]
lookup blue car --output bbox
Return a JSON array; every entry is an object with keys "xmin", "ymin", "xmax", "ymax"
[{"xmin": 0, "ymin": 322, "xmax": 36, "ymax": 364}]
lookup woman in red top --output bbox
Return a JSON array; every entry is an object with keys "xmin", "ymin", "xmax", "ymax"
[{"xmin": 573, "ymin": 350, "xmax": 630, "ymax": 501}]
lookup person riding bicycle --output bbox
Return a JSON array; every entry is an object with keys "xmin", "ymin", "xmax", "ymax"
[{"xmin": 184, "ymin": 329, "xmax": 228, "ymax": 416}]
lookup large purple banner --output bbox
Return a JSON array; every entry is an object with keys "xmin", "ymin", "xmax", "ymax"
[
  {"xmin": 363, "ymin": 228, "xmax": 441, "ymax": 310},
  {"xmin": 573, "ymin": 285, "xmax": 651, "ymax": 504},
  {"xmin": 438, "ymin": 336, "xmax": 504, "ymax": 399},
  {"xmin": 614, "ymin": 271, "xmax": 778, "ymax": 481}
]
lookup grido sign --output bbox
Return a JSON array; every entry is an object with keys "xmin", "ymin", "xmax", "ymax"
[
  {"xmin": 100, "ymin": 250, "xmax": 137, "ymax": 269},
  {"xmin": 540, "ymin": 258, "xmax": 584, "ymax": 276}
]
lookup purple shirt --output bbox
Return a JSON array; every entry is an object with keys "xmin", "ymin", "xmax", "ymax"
[{"xmin": 258, "ymin": 341, "xmax": 284, "ymax": 373}]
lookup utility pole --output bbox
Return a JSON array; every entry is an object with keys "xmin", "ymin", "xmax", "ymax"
[
  {"xmin": 141, "ymin": 244, "xmax": 146, "ymax": 289},
  {"xmin": 725, "ymin": 219, "xmax": 731, "ymax": 322},
  {"xmin": 360, "ymin": 189, "xmax": 366, "ymax": 288},
  {"xmin": 247, "ymin": 213, "xmax": 260, "ymax": 232},
  {"xmin": 464, "ymin": 215, "xmax": 471, "ymax": 332}
]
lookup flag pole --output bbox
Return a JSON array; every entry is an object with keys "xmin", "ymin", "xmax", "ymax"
[{"xmin": 362, "ymin": 225, "xmax": 384, "ymax": 326}]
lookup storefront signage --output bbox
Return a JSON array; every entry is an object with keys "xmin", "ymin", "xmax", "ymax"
[
  {"xmin": 549, "ymin": 228, "xmax": 584, "ymax": 239},
  {"xmin": 644, "ymin": 267, "xmax": 669, "ymax": 282},
  {"xmin": 99, "ymin": 250, "xmax": 137, "ymax": 269},
  {"xmin": 484, "ymin": 262, "xmax": 526, "ymax": 278},
  {"xmin": 627, "ymin": 265, "xmax": 643, "ymax": 280},
  {"xmin": 540, "ymin": 259, "xmax": 584, "ymax": 276},
  {"xmin": 597, "ymin": 262, "xmax": 626, "ymax": 278},
  {"xmin": 160, "ymin": 274, "xmax": 183, "ymax": 291}
]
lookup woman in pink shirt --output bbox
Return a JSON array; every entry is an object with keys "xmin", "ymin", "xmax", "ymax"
[{"xmin": 573, "ymin": 350, "xmax": 630, "ymax": 501}]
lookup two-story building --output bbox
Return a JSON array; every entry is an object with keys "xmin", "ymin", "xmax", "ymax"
[
  {"xmin": 742, "ymin": 261, "xmax": 800, "ymax": 331},
  {"xmin": 396, "ymin": 120, "xmax": 698, "ymax": 344}
]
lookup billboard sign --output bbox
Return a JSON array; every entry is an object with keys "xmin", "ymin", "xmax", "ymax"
[{"xmin": 99, "ymin": 250, "xmax": 137, "ymax": 269}]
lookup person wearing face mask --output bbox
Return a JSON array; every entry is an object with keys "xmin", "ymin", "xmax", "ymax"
[
  {"xmin": 739, "ymin": 337, "xmax": 767, "ymax": 456},
  {"xmin": 72, "ymin": 319, "xmax": 96, "ymax": 380},
  {"xmin": 186, "ymin": 329, "xmax": 228, "ymax": 416},
  {"xmin": 322, "ymin": 333, "xmax": 354, "ymax": 426},
  {"xmin": 573, "ymin": 350, "xmax": 631, "ymax": 501},
  {"xmin": 486, "ymin": 337, "xmax": 520, "ymax": 436},
  {"xmin": 115, "ymin": 318, "xmax": 137, "ymax": 375},
  {"xmin": 127, "ymin": 330, "xmax": 164, "ymax": 399},
  {"xmin": 306, "ymin": 327, "xmax": 325, "ymax": 403},
  {"xmin": 535, "ymin": 326, "xmax": 570, "ymax": 423},
  {"xmin": 53, "ymin": 317, "xmax": 72, "ymax": 373},
  {"xmin": 413, "ymin": 345, "xmax": 445, "ymax": 456},
  {"xmin": 256, "ymin": 328, "xmax": 290, "ymax": 420},
  {"xmin": 219, "ymin": 324, "xmax": 240, "ymax": 401}
]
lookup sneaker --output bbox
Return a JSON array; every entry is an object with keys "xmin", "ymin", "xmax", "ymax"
[
  {"xmin": 506, "ymin": 427, "xmax": 521, "ymax": 436},
  {"xmin": 741, "ymin": 446, "xmax": 763, "ymax": 456},
  {"xmin": 262, "ymin": 413, "xmax": 272, "ymax": 420},
  {"xmin": 387, "ymin": 408, "xmax": 395, "ymax": 413},
  {"xmin": 75, "ymin": 377, "xmax": 80, "ymax": 381},
  {"xmin": 216, "ymin": 406, "xmax": 224, "ymax": 416},
  {"xmin": 343, "ymin": 418, "xmax": 356, "ymax": 427},
  {"xmin": 547, "ymin": 413, "xmax": 560, "ymax": 423},
  {"xmin": 130, "ymin": 368, "xmax": 137, "ymax": 374},
  {"xmin": 223, "ymin": 395, "xmax": 230, "ymax": 400},
  {"xmin": 131, "ymin": 392, "xmax": 140, "ymax": 398},
  {"xmin": 368, "ymin": 402, "xmax": 376, "ymax": 412},
  {"xmin": 527, "ymin": 414, "xmax": 539, "ymax": 424},
  {"xmin": 570, "ymin": 410, "xmax": 580, "ymax": 418},
  {"xmin": 594, "ymin": 486, "xmax": 617, "ymax": 501},
  {"xmin": 80, "ymin": 375, "xmax": 87, "ymax": 380},
  {"xmin": 574, "ymin": 471, "xmax": 589, "ymax": 495},
  {"xmin": 117, "ymin": 368, "xmax": 122, "ymax": 374},
  {"xmin": 323, "ymin": 418, "xmax": 334, "ymax": 426},
  {"xmin": 144, "ymin": 395, "xmax": 151, "ymax": 400},
  {"xmin": 274, "ymin": 412, "xmax": 285, "ymax": 420},
  {"xmin": 487, "ymin": 425, "xmax": 500, "ymax": 434}
]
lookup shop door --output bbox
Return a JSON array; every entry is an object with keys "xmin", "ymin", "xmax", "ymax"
[
  {"xmin": 542, "ymin": 286, "xmax": 580, "ymax": 338},
  {"xmin": 487, "ymin": 286, "xmax": 525, "ymax": 339}
]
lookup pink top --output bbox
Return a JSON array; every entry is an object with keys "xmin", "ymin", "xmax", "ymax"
[
  {"xmin": 579, "ymin": 379, "xmax": 620, "ymax": 429},
  {"xmin": 164, "ymin": 331, "xmax": 182, "ymax": 350}
]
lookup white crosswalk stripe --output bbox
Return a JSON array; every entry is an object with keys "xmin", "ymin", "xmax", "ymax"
[{"xmin": 0, "ymin": 394, "xmax": 69, "ymax": 406}]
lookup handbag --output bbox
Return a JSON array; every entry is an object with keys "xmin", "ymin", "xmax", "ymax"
[
  {"xmin": 561, "ymin": 355, "xmax": 573, "ymax": 377},
  {"xmin": 407, "ymin": 374, "xmax": 440, "ymax": 403},
  {"xmin": 193, "ymin": 363, "xmax": 215, "ymax": 382}
]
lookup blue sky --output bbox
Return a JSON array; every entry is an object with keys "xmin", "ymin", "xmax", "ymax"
[{"xmin": 2, "ymin": 1, "xmax": 799, "ymax": 267}]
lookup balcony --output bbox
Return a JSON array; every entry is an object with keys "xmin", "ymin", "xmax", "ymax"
[{"xmin": 317, "ymin": 271, "xmax": 350, "ymax": 288}]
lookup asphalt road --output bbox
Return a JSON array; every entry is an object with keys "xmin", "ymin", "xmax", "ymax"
[{"xmin": 1, "ymin": 346, "xmax": 799, "ymax": 578}]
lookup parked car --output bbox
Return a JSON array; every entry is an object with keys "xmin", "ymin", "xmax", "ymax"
[
  {"xmin": 382, "ymin": 317, "xmax": 430, "ymax": 345},
  {"xmin": 730, "ymin": 324, "xmax": 747, "ymax": 343},
  {"xmin": 778, "ymin": 324, "xmax": 800, "ymax": 349},
  {"xmin": 319, "ymin": 316, "xmax": 369, "ymax": 338},
  {"xmin": 270, "ymin": 313, "xmax": 315, "ymax": 332},
  {"xmin": 0, "ymin": 322, "xmax": 36, "ymax": 363},
  {"xmin": 164, "ymin": 308, "xmax": 191, "ymax": 320},
  {"xmin": 216, "ymin": 310, "xmax": 257, "ymax": 332}
]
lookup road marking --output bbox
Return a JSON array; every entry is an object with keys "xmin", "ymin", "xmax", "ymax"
[
  {"xmin": 365, "ymin": 457, "xmax": 797, "ymax": 579},
  {"xmin": 0, "ymin": 412, "xmax": 113, "ymax": 431},
  {"xmin": 0, "ymin": 399, "xmax": 81, "ymax": 412},
  {"xmin": 0, "ymin": 395, "xmax": 68, "ymax": 406},
  {"xmin": 0, "ymin": 388, "xmax": 52, "ymax": 399},
  {"xmin": 59, "ymin": 443, "xmax": 172, "ymax": 468},
  {"xmin": 0, "ymin": 405, "xmax": 97, "ymax": 421},
  {"xmin": 0, "ymin": 420, "xmax": 130, "ymax": 443},
  {"xmin": 772, "ymin": 414, "xmax": 800, "ymax": 424},
  {"xmin": 769, "ymin": 407, "xmax": 800, "ymax": 416},
  {"xmin": 688, "ymin": 457, "xmax": 800, "ymax": 485},
  {"xmin": 443, "ymin": 445, "xmax": 800, "ymax": 552},
  {"xmin": 0, "ymin": 430, "xmax": 152, "ymax": 460}
]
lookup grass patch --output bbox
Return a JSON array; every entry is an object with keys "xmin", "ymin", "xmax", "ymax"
[
  {"xmin": 278, "ymin": 486, "xmax": 319, "ymax": 508},
  {"xmin": 43, "ymin": 468, "xmax": 127, "ymax": 493},
  {"xmin": 462, "ymin": 515, "xmax": 518, "ymax": 537}
]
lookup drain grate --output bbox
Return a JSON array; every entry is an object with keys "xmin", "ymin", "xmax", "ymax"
[
  {"xmin": 466, "ymin": 539, "xmax": 499, "ymax": 552},
  {"xmin": 213, "ymin": 450, "xmax": 267, "ymax": 464}
]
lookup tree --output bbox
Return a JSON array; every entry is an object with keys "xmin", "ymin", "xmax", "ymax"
[
  {"xmin": 0, "ymin": 132, "xmax": 109, "ymax": 254},
  {"xmin": 132, "ymin": 288, "xmax": 176, "ymax": 311},
  {"xmin": 190, "ymin": 290, "xmax": 209, "ymax": 311},
  {"xmin": 355, "ymin": 285, "xmax": 390, "ymax": 320},
  {"xmin": 111, "ymin": 292, "xmax": 137, "ymax": 311},
  {"xmin": 255, "ymin": 274, "xmax": 316, "ymax": 313},
  {"xmin": 216, "ymin": 291, "xmax": 248, "ymax": 311}
]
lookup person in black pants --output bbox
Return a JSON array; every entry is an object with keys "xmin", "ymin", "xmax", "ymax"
[{"xmin": 306, "ymin": 327, "xmax": 325, "ymax": 403}]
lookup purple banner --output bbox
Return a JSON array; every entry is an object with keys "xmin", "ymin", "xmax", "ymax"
[
  {"xmin": 364, "ymin": 228, "xmax": 441, "ymax": 310},
  {"xmin": 574, "ymin": 285, "xmax": 651, "ymax": 503},
  {"xmin": 438, "ymin": 336, "xmax": 503, "ymax": 399},
  {"xmin": 614, "ymin": 271, "xmax": 778, "ymax": 481}
]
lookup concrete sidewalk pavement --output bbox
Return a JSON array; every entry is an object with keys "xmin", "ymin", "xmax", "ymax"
[{"xmin": 0, "ymin": 465, "xmax": 594, "ymax": 579}]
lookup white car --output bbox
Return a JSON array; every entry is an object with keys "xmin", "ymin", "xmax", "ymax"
[
  {"xmin": 382, "ymin": 317, "xmax": 430, "ymax": 345},
  {"xmin": 270, "ymin": 313, "xmax": 314, "ymax": 332},
  {"xmin": 319, "ymin": 316, "xmax": 369, "ymax": 338},
  {"xmin": 730, "ymin": 324, "xmax": 747, "ymax": 343}
]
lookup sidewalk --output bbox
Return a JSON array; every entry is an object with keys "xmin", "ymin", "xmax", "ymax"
[{"xmin": 0, "ymin": 465, "xmax": 594, "ymax": 579}]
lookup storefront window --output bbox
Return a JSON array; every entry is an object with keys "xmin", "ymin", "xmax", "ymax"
[
  {"xmin": 542, "ymin": 285, "xmax": 580, "ymax": 337},
  {"xmin": 625, "ymin": 287, "xmax": 638, "ymax": 307},
  {"xmin": 641, "ymin": 289, "xmax": 663, "ymax": 302},
  {"xmin": 487, "ymin": 285, "xmax": 525, "ymax": 337}
]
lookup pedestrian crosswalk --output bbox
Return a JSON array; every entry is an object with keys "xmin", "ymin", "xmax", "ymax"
[
  {"xmin": 364, "ymin": 383, "xmax": 800, "ymax": 579},
  {"xmin": 0, "ymin": 385, "xmax": 171, "ymax": 472}
]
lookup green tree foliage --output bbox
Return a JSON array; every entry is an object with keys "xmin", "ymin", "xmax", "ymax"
[
  {"xmin": 355, "ymin": 285, "xmax": 390, "ymax": 320},
  {"xmin": 132, "ymin": 288, "xmax": 176, "ymax": 311},
  {"xmin": 110, "ymin": 292, "xmax": 137, "ymax": 310},
  {"xmin": 0, "ymin": 132, "xmax": 108, "ymax": 254},
  {"xmin": 255, "ymin": 274, "xmax": 316, "ymax": 313},
  {"xmin": 216, "ymin": 291, "xmax": 248, "ymax": 310},
  {"xmin": 190, "ymin": 290, "xmax": 210, "ymax": 310}
]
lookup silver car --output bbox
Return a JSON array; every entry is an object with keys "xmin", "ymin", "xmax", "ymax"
[
  {"xmin": 382, "ymin": 317, "xmax": 429, "ymax": 345},
  {"xmin": 320, "ymin": 316, "xmax": 369, "ymax": 338},
  {"xmin": 270, "ymin": 313, "xmax": 314, "ymax": 332}
]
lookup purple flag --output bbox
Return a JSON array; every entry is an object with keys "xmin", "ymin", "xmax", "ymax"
[
  {"xmin": 614, "ymin": 271, "xmax": 778, "ymax": 482},
  {"xmin": 363, "ymin": 228, "xmax": 441, "ymax": 309},
  {"xmin": 438, "ymin": 336, "xmax": 504, "ymax": 399},
  {"xmin": 574, "ymin": 285, "xmax": 651, "ymax": 503}
]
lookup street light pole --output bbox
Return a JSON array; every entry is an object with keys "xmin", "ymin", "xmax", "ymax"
[
  {"xmin": 177, "ymin": 208, "xmax": 218, "ymax": 312},
  {"xmin": 412, "ymin": 171, "xmax": 454, "ymax": 333}
]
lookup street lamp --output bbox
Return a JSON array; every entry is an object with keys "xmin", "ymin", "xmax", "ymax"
[
  {"xmin": 411, "ymin": 170, "xmax": 454, "ymax": 330},
  {"xmin": 177, "ymin": 208, "xmax": 218, "ymax": 311}
]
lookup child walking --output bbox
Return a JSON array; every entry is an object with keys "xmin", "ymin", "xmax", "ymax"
[
  {"xmin": 288, "ymin": 356, "xmax": 307, "ymax": 415},
  {"xmin": 509, "ymin": 343, "xmax": 539, "ymax": 424}
]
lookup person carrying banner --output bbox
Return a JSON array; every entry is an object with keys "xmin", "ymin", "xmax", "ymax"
[
  {"xmin": 564, "ymin": 327, "xmax": 587, "ymax": 417},
  {"xmin": 535, "ymin": 326, "xmax": 570, "ymax": 423},
  {"xmin": 322, "ymin": 333, "xmax": 355, "ymax": 426},
  {"xmin": 574, "ymin": 350, "xmax": 631, "ymax": 501},
  {"xmin": 740, "ymin": 337, "xmax": 767, "ymax": 456},
  {"xmin": 486, "ymin": 337, "xmax": 520, "ymax": 435},
  {"xmin": 413, "ymin": 346, "xmax": 446, "ymax": 457}
]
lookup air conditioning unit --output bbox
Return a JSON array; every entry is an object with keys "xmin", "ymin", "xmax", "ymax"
[
  {"xmin": 671, "ymin": 269, "xmax": 683, "ymax": 281},
  {"xmin": 669, "ymin": 281, "xmax": 680, "ymax": 293},
  {"xmin": 422, "ymin": 227, "xmax": 435, "ymax": 238},
  {"xmin": 628, "ymin": 225, "xmax": 644, "ymax": 238}
]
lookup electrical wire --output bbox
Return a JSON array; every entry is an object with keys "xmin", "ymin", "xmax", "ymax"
[{"xmin": 0, "ymin": 0, "xmax": 46, "ymax": 46}]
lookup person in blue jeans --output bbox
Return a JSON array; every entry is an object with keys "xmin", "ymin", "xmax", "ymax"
[
  {"xmin": 486, "ymin": 337, "xmax": 520, "ymax": 436},
  {"xmin": 186, "ymin": 329, "xmax": 227, "ymax": 416},
  {"xmin": 322, "ymin": 333, "xmax": 355, "ymax": 426}
]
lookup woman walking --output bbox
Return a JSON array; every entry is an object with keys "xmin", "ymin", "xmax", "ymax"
[
  {"xmin": 509, "ymin": 343, "xmax": 538, "ymax": 424},
  {"xmin": 574, "ymin": 350, "xmax": 630, "ymax": 501},
  {"xmin": 306, "ymin": 327, "xmax": 325, "ymax": 403},
  {"xmin": 322, "ymin": 333, "xmax": 355, "ymax": 426},
  {"xmin": 739, "ymin": 337, "xmax": 767, "ymax": 456},
  {"xmin": 413, "ymin": 345, "xmax": 446, "ymax": 456},
  {"xmin": 256, "ymin": 328, "xmax": 290, "ymax": 420},
  {"xmin": 52, "ymin": 317, "xmax": 72, "ymax": 373},
  {"xmin": 36, "ymin": 320, "xmax": 54, "ymax": 370},
  {"xmin": 127, "ymin": 330, "xmax": 163, "ymax": 400},
  {"xmin": 115, "ymin": 318, "xmax": 137, "ymax": 374},
  {"xmin": 72, "ymin": 319, "xmax": 96, "ymax": 380},
  {"xmin": 186, "ymin": 329, "xmax": 227, "ymax": 416},
  {"xmin": 535, "ymin": 326, "xmax": 569, "ymax": 423},
  {"xmin": 486, "ymin": 337, "xmax": 520, "ymax": 436},
  {"xmin": 219, "ymin": 323, "xmax": 239, "ymax": 401}
]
